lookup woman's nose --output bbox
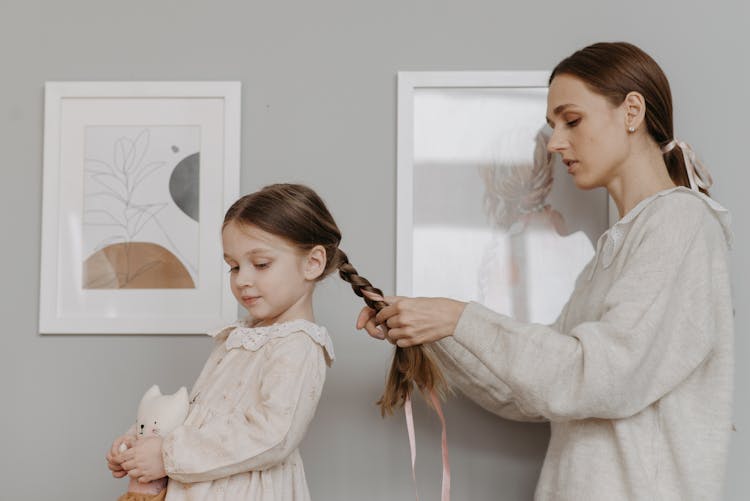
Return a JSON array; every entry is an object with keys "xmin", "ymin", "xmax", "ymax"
[{"xmin": 547, "ymin": 130, "xmax": 565, "ymax": 153}]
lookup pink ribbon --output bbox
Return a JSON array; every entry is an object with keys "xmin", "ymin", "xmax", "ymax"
[
  {"xmin": 661, "ymin": 139, "xmax": 713, "ymax": 191},
  {"xmin": 404, "ymin": 390, "xmax": 451, "ymax": 501},
  {"xmin": 404, "ymin": 396, "xmax": 419, "ymax": 501},
  {"xmin": 361, "ymin": 288, "xmax": 451, "ymax": 500}
]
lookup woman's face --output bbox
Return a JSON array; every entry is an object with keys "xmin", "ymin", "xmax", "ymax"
[{"xmin": 546, "ymin": 74, "xmax": 630, "ymax": 190}]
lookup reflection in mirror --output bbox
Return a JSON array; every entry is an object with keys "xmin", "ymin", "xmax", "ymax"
[{"xmin": 411, "ymin": 86, "xmax": 608, "ymax": 323}]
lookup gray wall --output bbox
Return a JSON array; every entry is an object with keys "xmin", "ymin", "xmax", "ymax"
[{"xmin": 1, "ymin": 1, "xmax": 747, "ymax": 499}]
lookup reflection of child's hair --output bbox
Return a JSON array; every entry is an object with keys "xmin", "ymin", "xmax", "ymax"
[
  {"xmin": 223, "ymin": 183, "xmax": 445, "ymax": 415},
  {"xmin": 481, "ymin": 130, "xmax": 554, "ymax": 228}
]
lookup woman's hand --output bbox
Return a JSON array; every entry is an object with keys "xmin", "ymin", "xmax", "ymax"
[
  {"xmin": 118, "ymin": 436, "xmax": 166, "ymax": 483},
  {"xmin": 356, "ymin": 293, "xmax": 467, "ymax": 347},
  {"xmin": 106, "ymin": 434, "xmax": 134, "ymax": 478}
]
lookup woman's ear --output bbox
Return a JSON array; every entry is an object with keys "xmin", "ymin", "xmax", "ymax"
[
  {"xmin": 304, "ymin": 245, "xmax": 327, "ymax": 281},
  {"xmin": 624, "ymin": 91, "xmax": 646, "ymax": 132}
]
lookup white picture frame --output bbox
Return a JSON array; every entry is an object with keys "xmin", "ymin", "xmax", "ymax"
[
  {"xmin": 39, "ymin": 81, "xmax": 241, "ymax": 334},
  {"xmin": 397, "ymin": 71, "xmax": 614, "ymax": 324}
]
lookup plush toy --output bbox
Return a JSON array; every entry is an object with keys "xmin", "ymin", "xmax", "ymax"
[{"xmin": 117, "ymin": 385, "xmax": 189, "ymax": 501}]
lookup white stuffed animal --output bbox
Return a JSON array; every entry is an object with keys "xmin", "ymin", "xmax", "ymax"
[{"xmin": 117, "ymin": 385, "xmax": 189, "ymax": 500}]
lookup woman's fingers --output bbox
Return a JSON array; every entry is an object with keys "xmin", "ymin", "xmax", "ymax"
[
  {"xmin": 356, "ymin": 306, "xmax": 386, "ymax": 339},
  {"xmin": 375, "ymin": 302, "xmax": 401, "ymax": 325},
  {"xmin": 361, "ymin": 290, "xmax": 385, "ymax": 302},
  {"xmin": 364, "ymin": 318, "xmax": 386, "ymax": 339},
  {"xmin": 384, "ymin": 327, "xmax": 411, "ymax": 345},
  {"xmin": 355, "ymin": 306, "xmax": 375, "ymax": 330}
]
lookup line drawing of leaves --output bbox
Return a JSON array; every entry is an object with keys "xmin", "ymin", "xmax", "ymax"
[
  {"xmin": 85, "ymin": 158, "xmax": 127, "ymax": 184},
  {"xmin": 129, "ymin": 129, "xmax": 150, "ymax": 174},
  {"xmin": 132, "ymin": 161, "xmax": 167, "ymax": 193},
  {"xmin": 83, "ymin": 209, "xmax": 125, "ymax": 228},
  {"xmin": 152, "ymin": 216, "xmax": 198, "ymax": 276},
  {"xmin": 85, "ymin": 190, "xmax": 128, "ymax": 205},
  {"xmin": 114, "ymin": 136, "xmax": 135, "ymax": 175},
  {"xmin": 90, "ymin": 172, "xmax": 127, "ymax": 200},
  {"xmin": 84, "ymin": 127, "xmax": 199, "ymax": 288},
  {"xmin": 126, "ymin": 203, "xmax": 167, "ymax": 239}
]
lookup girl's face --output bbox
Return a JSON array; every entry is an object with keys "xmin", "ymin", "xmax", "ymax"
[
  {"xmin": 222, "ymin": 221, "xmax": 319, "ymax": 326},
  {"xmin": 545, "ymin": 74, "xmax": 630, "ymax": 190}
]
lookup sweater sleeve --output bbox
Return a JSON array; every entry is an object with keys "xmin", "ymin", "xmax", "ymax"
[
  {"xmin": 430, "ymin": 337, "xmax": 547, "ymax": 422},
  {"xmin": 451, "ymin": 199, "xmax": 727, "ymax": 421},
  {"xmin": 161, "ymin": 332, "xmax": 326, "ymax": 482}
]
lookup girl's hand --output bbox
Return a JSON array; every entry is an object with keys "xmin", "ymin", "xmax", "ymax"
[
  {"xmin": 118, "ymin": 436, "xmax": 166, "ymax": 483},
  {"xmin": 106, "ymin": 434, "xmax": 134, "ymax": 478},
  {"xmin": 356, "ymin": 294, "xmax": 467, "ymax": 347}
]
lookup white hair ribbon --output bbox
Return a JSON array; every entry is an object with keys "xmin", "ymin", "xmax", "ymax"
[{"xmin": 661, "ymin": 139, "xmax": 713, "ymax": 191}]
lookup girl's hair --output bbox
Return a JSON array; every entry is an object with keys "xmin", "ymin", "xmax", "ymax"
[
  {"xmin": 550, "ymin": 41, "xmax": 708, "ymax": 195},
  {"xmin": 223, "ymin": 183, "xmax": 444, "ymax": 415}
]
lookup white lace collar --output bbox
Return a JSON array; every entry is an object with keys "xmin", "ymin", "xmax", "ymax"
[
  {"xmin": 209, "ymin": 319, "xmax": 335, "ymax": 366},
  {"xmin": 589, "ymin": 186, "xmax": 731, "ymax": 278}
]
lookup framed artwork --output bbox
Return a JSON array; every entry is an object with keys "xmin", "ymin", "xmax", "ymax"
[
  {"xmin": 397, "ymin": 71, "xmax": 614, "ymax": 324},
  {"xmin": 39, "ymin": 81, "xmax": 241, "ymax": 334}
]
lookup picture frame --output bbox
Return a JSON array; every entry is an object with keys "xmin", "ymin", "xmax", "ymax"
[
  {"xmin": 397, "ymin": 71, "xmax": 614, "ymax": 324},
  {"xmin": 39, "ymin": 81, "xmax": 241, "ymax": 334}
]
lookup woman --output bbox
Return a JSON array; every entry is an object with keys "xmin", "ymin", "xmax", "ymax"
[{"xmin": 358, "ymin": 42, "xmax": 734, "ymax": 500}]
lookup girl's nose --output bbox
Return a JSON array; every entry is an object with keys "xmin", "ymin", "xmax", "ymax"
[{"xmin": 235, "ymin": 267, "xmax": 254, "ymax": 287}]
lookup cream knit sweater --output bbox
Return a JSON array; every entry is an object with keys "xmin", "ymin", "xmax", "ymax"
[{"xmin": 432, "ymin": 187, "xmax": 734, "ymax": 500}]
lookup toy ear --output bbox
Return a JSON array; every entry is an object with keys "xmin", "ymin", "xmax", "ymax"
[
  {"xmin": 137, "ymin": 385, "xmax": 162, "ymax": 418},
  {"xmin": 175, "ymin": 387, "xmax": 189, "ymax": 408},
  {"xmin": 141, "ymin": 385, "xmax": 162, "ymax": 403}
]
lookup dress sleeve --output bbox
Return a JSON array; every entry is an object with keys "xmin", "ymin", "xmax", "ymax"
[
  {"xmin": 450, "ymin": 200, "xmax": 728, "ymax": 421},
  {"xmin": 161, "ymin": 331, "xmax": 326, "ymax": 482}
]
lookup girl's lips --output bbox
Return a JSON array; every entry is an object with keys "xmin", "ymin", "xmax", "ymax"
[
  {"xmin": 242, "ymin": 296, "xmax": 260, "ymax": 306},
  {"xmin": 566, "ymin": 160, "xmax": 579, "ymax": 174}
]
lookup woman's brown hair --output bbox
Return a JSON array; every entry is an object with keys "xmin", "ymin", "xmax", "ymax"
[
  {"xmin": 550, "ymin": 41, "xmax": 708, "ymax": 195},
  {"xmin": 223, "ymin": 183, "xmax": 445, "ymax": 415}
]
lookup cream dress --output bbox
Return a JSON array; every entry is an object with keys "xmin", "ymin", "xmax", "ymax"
[{"xmin": 161, "ymin": 319, "xmax": 334, "ymax": 501}]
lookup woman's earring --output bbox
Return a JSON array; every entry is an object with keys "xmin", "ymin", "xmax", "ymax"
[{"xmin": 628, "ymin": 127, "xmax": 636, "ymax": 133}]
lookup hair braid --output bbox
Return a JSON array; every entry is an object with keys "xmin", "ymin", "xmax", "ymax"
[{"xmin": 335, "ymin": 249, "xmax": 447, "ymax": 416}]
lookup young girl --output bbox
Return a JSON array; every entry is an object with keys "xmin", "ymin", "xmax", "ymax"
[
  {"xmin": 107, "ymin": 183, "xmax": 385, "ymax": 501},
  {"xmin": 358, "ymin": 42, "xmax": 734, "ymax": 500}
]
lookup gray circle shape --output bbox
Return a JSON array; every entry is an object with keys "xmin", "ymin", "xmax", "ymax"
[{"xmin": 169, "ymin": 152, "xmax": 200, "ymax": 222}]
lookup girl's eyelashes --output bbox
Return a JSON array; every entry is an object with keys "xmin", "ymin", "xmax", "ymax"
[
  {"xmin": 566, "ymin": 118, "xmax": 581, "ymax": 127},
  {"xmin": 225, "ymin": 261, "xmax": 271, "ymax": 273}
]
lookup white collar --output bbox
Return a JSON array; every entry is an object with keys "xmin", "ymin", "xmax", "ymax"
[
  {"xmin": 589, "ymin": 186, "xmax": 731, "ymax": 278},
  {"xmin": 209, "ymin": 319, "xmax": 335, "ymax": 366}
]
